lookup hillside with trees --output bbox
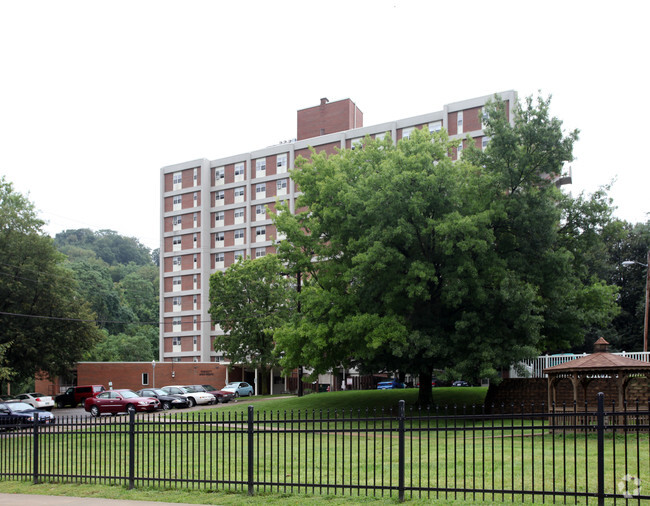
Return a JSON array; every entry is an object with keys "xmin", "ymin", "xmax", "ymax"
[{"xmin": 53, "ymin": 229, "xmax": 159, "ymax": 362}]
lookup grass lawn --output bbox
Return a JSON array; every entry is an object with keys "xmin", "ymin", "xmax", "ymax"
[
  {"xmin": 211, "ymin": 387, "xmax": 488, "ymax": 416},
  {"xmin": 1, "ymin": 387, "xmax": 647, "ymax": 504}
]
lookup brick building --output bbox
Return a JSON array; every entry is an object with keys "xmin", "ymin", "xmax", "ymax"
[{"xmin": 159, "ymin": 91, "xmax": 520, "ymax": 383}]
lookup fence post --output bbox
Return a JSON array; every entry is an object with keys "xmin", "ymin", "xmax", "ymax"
[
  {"xmin": 248, "ymin": 405, "xmax": 254, "ymax": 496},
  {"xmin": 398, "ymin": 399, "xmax": 405, "ymax": 502},
  {"xmin": 32, "ymin": 416, "xmax": 40, "ymax": 484},
  {"xmin": 128, "ymin": 409, "xmax": 135, "ymax": 490},
  {"xmin": 596, "ymin": 392, "xmax": 604, "ymax": 506}
]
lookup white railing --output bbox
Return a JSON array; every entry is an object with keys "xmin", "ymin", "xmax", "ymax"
[{"xmin": 510, "ymin": 351, "xmax": 650, "ymax": 378}]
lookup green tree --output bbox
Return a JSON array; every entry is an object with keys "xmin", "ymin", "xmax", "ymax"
[
  {"xmin": 273, "ymin": 96, "xmax": 618, "ymax": 405},
  {"xmin": 208, "ymin": 255, "xmax": 295, "ymax": 395},
  {"xmin": 0, "ymin": 177, "xmax": 103, "ymax": 382},
  {"xmin": 85, "ymin": 329, "xmax": 155, "ymax": 362}
]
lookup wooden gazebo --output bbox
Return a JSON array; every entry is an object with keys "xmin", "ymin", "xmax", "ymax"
[{"xmin": 543, "ymin": 338, "xmax": 650, "ymax": 410}]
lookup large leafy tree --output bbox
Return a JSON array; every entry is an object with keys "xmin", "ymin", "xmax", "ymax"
[
  {"xmin": 208, "ymin": 254, "xmax": 295, "ymax": 395},
  {"xmin": 273, "ymin": 95, "xmax": 618, "ymax": 405},
  {"xmin": 0, "ymin": 177, "xmax": 103, "ymax": 383}
]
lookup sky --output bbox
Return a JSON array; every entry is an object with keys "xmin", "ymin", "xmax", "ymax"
[{"xmin": 1, "ymin": 1, "xmax": 648, "ymax": 251}]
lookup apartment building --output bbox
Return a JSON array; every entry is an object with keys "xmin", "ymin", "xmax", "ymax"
[{"xmin": 159, "ymin": 91, "xmax": 519, "ymax": 363}]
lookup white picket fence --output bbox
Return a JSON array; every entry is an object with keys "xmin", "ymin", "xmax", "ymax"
[{"xmin": 509, "ymin": 351, "xmax": 650, "ymax": 378}]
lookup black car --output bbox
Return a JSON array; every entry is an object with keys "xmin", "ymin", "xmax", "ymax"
[
  {"xmin": 0, "ymin": 401, "xmax": 56, "ymax": 429},
  {"xmin": 135, "ymin": 388, "xmax": 190, "ymax": 410}
]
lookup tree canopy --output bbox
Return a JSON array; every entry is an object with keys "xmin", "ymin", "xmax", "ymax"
[
  {"xmin": 273, "ymin": 95, "xmax": 619, "ymax": 405},
  {"xmin": 208, "ymin": 254, "xmax": 296, "ymax": 395},
  {"xmin": 0, "ymin": 177, "xmax": 103, "ymax": 383}
]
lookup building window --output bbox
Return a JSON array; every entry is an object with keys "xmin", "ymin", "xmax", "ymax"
[
  {"xmin": 215, "ymin": 252, "xmax": 225, "ymax": 265},
  {"xmin": 173, "ymin": 195, "xmax": 182, "ymax": 210},
  {"xmin": 256, "ymin": 204, "xmax": 266, "ymax": 221},
  {"xmin": 173, "ymin": 296, "xmax": 181, "ymax": 310},
  {"xmin": 193, "ymin": 213, "xmax": 197, "ymax": 226},
  {"xmin": 375, "ymin": 132, "xmax": 387, "ymax": 141},
  {"xmin": 173, "ymin": 276, "xmax": 182, "ymax": 291},
  {"xmin": 215, "ymin": 211, "xmax": 224, "ymax": 226},
  {"xmin": 350, "ymin": 137, "xmax": 363, "ymax": 149},
  {"xmin": 172, "ymin": 236, "xmax": 182, "ymax": 250},
  {"xmin": 256, "ymin": 158, "xmax": 266, "ymax": 176},
  {"xmin": 277, "ymin": 154, "xmax": 288, "ymax": 173},
  {"xmin": 256, "ymin": 183, "xmax": 266, "ymax": 199},
  {"xmin": 256, "ymin": 248, "xmax": 266, "ymax": 258},
  {"xmin": 429, "ymin": 121, "xmax": 442, "ymax": 133},
  {"xmin": 173, "ymin": 215, "xmax": 182, "ymax": 226},
  {"xmin": 234, "ymin": 250, "xmax": 245, "ymax": 261},
  {"xmin": 172, "ymin": 317, "xmax": 181, "ymax": 331},
  {"xmin": 193, "ymin": 192, "xmax": 198, "ymax": 206},
  {"xmin": 402, "ymin": 127, "xmax": 413, "ymax": 140},
  {"xmin": 234, "ymin": 208, "xmax": 245, "ymax": 224},
  {"xmin": 173, "ymin": 256, "xmax": 182, "ymax": 271},
  {"xmin": 142, "ymin": 373, "xmax": 149, "ymax": 385},
  {"xmin": 234, "ymin": 162, "xmax": 245, "ymax": 181},
  {"xmin": 482, "ymin": 108, "xmax": 489, "ymax": 130},
  {"xmin": 482, "ymin": 136, "xmax": 490, "ymax": 150},
  {"xmin": 234, "ymin": 187, "xmax": 245, "ymax": 203},
  {"xmin": 235, "ymin": 229, "xmax": 245, "ymax": 240},
  {"xmin": 172, "ymin": 357, "xmax": 181, "ymax": 363},
  {"xmin": 256, "ymin": 227, "xmax": 266, "ymax": 242},
  {"xmin": 193, "ymin": 233, "xmax": 198, "ymax": 246},
  {"xmin": 215, "ymin": 231, "xmax": 224, "ymax": 244},
  {"xmin": 173, "ymin": 172, "xmax": 182, "ymax": 189},
  {"xmin": 456, "ymin": 141, "xmax": 463, "ymax": 160},
  {"xmin": 276, "ymin": 179, "xmax": 287, "ymax": 195},
  {"xmin": 215, "ymin": 167, "xmax": 225, "ymax": 184},
  {"xmin": 216, "ymin": 191, "xmax": 225, "ymax": 205},
  {"xmin": 193, "ymin": 168, "xmax": 198, "ymax": 185},
  {"xmin": 457, "ymin": 111, "xmax": 463, "ymax": 135},
  {"xmin": 172, "ymin": 336, "xmax": 181, "ymax": 346}
]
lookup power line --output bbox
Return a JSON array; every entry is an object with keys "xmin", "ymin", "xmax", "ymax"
[{"xmin": 0, "ymin": 311, "xmax": 216, "ymax": 326}]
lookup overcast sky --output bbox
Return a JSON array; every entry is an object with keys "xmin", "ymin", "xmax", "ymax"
[{"xmin": 1, "ymin": 1, "xmax": 648, "ymax": 251}]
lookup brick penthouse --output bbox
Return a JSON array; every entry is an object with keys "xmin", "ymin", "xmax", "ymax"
[{"xmin": 159, "ymin": 91, "xmax": 519, "ymax": 365}]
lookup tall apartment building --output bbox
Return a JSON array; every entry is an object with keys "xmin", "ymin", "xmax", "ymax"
[{"xmin": 159, "ymin": 91, "xmax": 519, "ymax": 363}]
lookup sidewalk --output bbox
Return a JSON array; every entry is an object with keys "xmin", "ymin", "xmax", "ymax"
[{"xmin": 0, "ymin": 494, "xmax": 203, "ymax": 506}]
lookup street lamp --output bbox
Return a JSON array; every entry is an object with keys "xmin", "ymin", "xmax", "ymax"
[
  {"xmin": 622, "ymin": 250, "xmax": 650, "ymax": 353},
  {"xmin": 152, "ymin": 360, "xmax": 156, "ymax": 388}
]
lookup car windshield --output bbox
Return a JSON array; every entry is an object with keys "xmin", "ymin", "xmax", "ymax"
[
  {"xmin": 202, "ymin": 385, "xmax": 216, "ymax": 390},
  {"xmin": 121, "ymin": 391, "xmax": 138, "ymax": 399},
  {"xmin": 151, "ymin": 389, "xmax": 169, "ymax": 396},
  {"xmin": 7, "ymin": 402, "xmax": 33, "ymax": 412},
  {"xmin": 31, "ymin": 393, "xmax": 46, "ymax": 397},
  {"xmin": 184, "ymin": 387, "xmax": 199, "ymax": 393}
]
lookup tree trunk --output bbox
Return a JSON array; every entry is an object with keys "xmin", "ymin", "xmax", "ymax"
[
  {"xmin": 416, "ymin": 369, "xmax": 434, "ymax": 407},
  {"xmin": 259, "ymin": 366, "xmax": 270, "ymax": 396}
]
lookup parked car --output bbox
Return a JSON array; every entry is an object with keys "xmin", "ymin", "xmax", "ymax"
[
  {"xmin": 84, "ymin": 389, "xmax": 160, "ymax": 417},
  {"xmin": 161, "ymin": 385, "xmax": 215, "ymax": 407},
  {"xmin": 376, "ymin": 379, "xmax": 405, "ymax": 390},
  {"xmin": 0, "ymin": 401, "xmax": 56, "ymax": 428},
  {"xmin": 452, "ymin": 380, "xmax": 470, "ymax": 387},
  {"xmin": 0, "ymin": 394, "xmax": 18, "ymax": 402},
  {"xmin": 55, "ymin": 385, "xmax": 105, "ymax": 408},
  {"xmin": 186, "ymin": 384, "xmax": 235, "ymax": 404},
  {"xmin": 135, "ymin": 388, "xmax": 190, "ymax": 410},
  {"xmin": 16, "ymin": 392, "xmax": 54, "ymax": 411},
  {"xmin": 220, "ymin": 382, "xmax": 254, "ymax": 397}
]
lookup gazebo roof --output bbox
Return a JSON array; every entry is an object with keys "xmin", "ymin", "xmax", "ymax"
[{"xmin": 543, "ymin": 338, "xmax": 650, "ymax": 374}]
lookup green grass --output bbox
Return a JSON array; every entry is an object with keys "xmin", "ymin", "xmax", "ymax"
[
  {"xmin": 1, "ymin": 388, "xmax": 647, "ymax": 504},
  {"xmin": 0, "ymin": 480, "xmax": 521, "ymax": 505},
  {"xmin": 213, "ymin": 387, "xmax": 488, "ymax": 416}
]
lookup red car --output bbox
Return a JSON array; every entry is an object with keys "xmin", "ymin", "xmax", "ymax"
[{"xmin": 84, "ymin": 389, "xmax": 160, "ymax": 417}]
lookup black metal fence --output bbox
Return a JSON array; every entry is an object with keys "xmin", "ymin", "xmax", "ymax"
[{"xmin": 1, "ymin": 393, "xmax": 648, "ymax": 504}]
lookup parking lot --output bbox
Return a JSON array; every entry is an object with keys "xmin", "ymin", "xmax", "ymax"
[{"xmin": 51, "ymin": 398, "xmax": 245, "ymax": 418}]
